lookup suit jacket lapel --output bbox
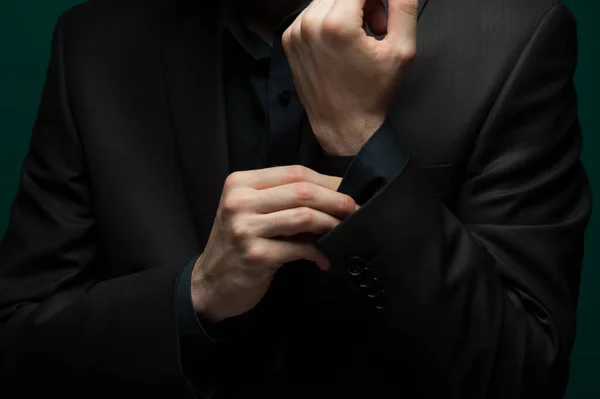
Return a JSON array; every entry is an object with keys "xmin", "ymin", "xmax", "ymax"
[
  {"xmin": 164, "ymin": 7, "xmax": 229, "ymax": 247},
  {"xmin": 418, "ymin": 0, "xmax": 430, "ymax": 16}
]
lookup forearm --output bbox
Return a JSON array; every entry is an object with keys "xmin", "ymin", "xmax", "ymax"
[
  {"xmin": 314, "ymin": 6, "xmax": 589, "ymax": 395},
  {"xmin": 176, "ymin": 254, "xmax": 231, "ymax": 398},
  {"xmin": 0, "ymin": 259, "xmax": 197, "ymax": 398},
  {"xmin": 317, "ymin": 158, "xmax": 588, "ymax": 397},
  {"xmin": 313, "ymin": 118, "xmax": 409, "ymax": 203}
]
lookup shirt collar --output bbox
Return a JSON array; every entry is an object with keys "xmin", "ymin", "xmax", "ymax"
[{"xmin": 220, "ymin": 0, "xmax": 312, "ymax": 60}]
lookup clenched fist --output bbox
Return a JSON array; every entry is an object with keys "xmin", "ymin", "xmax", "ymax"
[
  {"xmin": 282, "ymin": 0, "xmax": 418, "ymax": 155},
  {"xmin": 191, "ymin": 165, "xmax": 357, "ymax": 323}
]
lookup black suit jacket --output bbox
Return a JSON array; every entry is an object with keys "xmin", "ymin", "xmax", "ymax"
[{"xmin": 0, "ymin": 0, "xmax": 592, "ymax": 398}]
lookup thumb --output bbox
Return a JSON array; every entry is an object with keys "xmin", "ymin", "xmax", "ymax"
[
  {"xmin": 386, "ymin": 0, "xmax": 418, "ymax": 41},
  {"xmin": 324, "ymin": 176, "xmax": 344, "ymax": 192}
]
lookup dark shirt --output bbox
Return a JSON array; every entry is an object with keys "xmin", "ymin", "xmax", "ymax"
[{"xmin": 174, "ymin": 0, "xmax": 410, "ymax": 391}]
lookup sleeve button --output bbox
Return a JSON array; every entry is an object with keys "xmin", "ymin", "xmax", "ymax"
[
  {"xmin": 358, "ymin": 269, "xmax": 374, "ymax": 288},
  {"xmin": 346, "ymin": 256, "xmax": 366, "ymax": 277},
  {"xmin": 366, "ymin": 278, "xmax": 382, "ymax": 298},
  {"xmin": 374, "ymin": 292, "xmax": 390, "ymax": 310}
]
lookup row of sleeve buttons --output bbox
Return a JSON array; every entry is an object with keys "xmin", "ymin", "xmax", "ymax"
[{"xmin": 346, "ymin": 256, "xmax": 390, "ymax": 310}]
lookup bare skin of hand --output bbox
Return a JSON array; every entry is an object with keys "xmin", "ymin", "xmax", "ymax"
[
  {"xmin": 282, "ymin": 0, "xmax": 418, "ymax": 155},
  {"xmin": 191, "ymin": 165, "xmax": 357, "ymax": 323}
]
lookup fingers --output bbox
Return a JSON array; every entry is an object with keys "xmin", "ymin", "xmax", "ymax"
[
  {"xmin": 300, "ymin": 0, "xmax": 335, "ymax": 34},
  {"xmin": 285, "ymin": 2, "xmax": 311, "ymax": 43},
  {"xmin": 228, "ymin": 165, "xmax": 343, "ymax": 192},
  {"xmin": 286, "ymin": 0, "xmax": 417, "ymax": 46},
  {"xmin": 327, "ymin": 0, "xmax": 367, "ymax": 32},
  {"xmin": 252, "ymin": 207, "xmax": 342, "ymax": 238},
  {"xmin": 386, "ymin": 0, "xmax": 418, "ymax": 41},
  {"xmin": 252, "ymin": 237, "xmax": 331, "ymax": 271},
  {"xmin": 252, "ymin": 182, "xmax": 356, "ymax": 218}
]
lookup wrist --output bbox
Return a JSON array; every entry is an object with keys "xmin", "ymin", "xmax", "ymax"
[
  {"xmin": 197, "ymin": 311, "xmax": 227, "ymax": 340},
  {"xmin": 314, "ymin": 113, "xmax": 386, "ymax": 155},
  {"xmin": 191, "ymin": 255, "xmax": 223, "ymax": 323}
]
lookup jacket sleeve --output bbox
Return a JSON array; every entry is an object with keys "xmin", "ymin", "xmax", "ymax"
[
  {"xmin": 318, "ymin": 119, "xmax": 410, "ymax": 205},
  {"xmin": 317, "ymin": 4, "xmax": 592, "ymax": 398},
  {"xmin": 0, "ymin": 16, "xmax": 205, "ymax": 399}
]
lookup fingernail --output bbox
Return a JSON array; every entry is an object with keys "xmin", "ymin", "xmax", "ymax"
[{"xmin": 355, "ymin": 204, "xmax": 361, "ymax": 211}]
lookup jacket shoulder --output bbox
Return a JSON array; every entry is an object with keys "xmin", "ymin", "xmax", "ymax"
[
  {"xmin": 430, "ymin": 0, "xmax": 575, "ymax": 37},
  {"xmin": 477, "ymin": 0, "xmax": 575, "ymax": 35},
  {"xmin": 423, "ymin": 0, "xmax": 577, "ymax": 71}
]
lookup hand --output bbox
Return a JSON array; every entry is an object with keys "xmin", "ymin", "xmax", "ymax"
[
  {"xmin": 191, "ymin": 165, "xmax": 357, "ymax": 323},
  {"xmin": 282, "ymin": 0, "xmax": 418, "ymax": 155}
]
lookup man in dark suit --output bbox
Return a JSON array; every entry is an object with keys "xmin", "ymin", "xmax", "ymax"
[{"xmin": 0, "ymin": 0, "xmax": 592, "ymax": 397}]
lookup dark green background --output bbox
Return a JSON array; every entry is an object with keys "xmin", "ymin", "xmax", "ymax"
[{"xmin": 0, "ymin": 0, "xmax": 597, "ymax": 396}]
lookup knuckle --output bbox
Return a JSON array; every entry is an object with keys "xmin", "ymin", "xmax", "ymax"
[
  {"xmin": 287, "ymin": 164, "xmax": 308, "ymax": 181},
  {"xmin": 321, "ymin": 17, "xmax": 346, "ymax": 37},
  {"xmin": 289, "ymin": 23, "xmax": 302, "ymax": 43},
  {"xmin": 300, "ymin": 17, "xmax": 319, "ymax": 39},
  {"xmin": 222, "ymin": 191, "xmax": 248, "ymax": 214},
  {"xmin": 221, "ymin": 196, "xmax": 238, "ymax": 215},
  {"xmin": 395, "ymin": 42, "xmax": 417, "ymax": 62},
  {"xmin": 282, "ymin": 28, "xmax": 293, "ymax": 49},
  {"xmin": 243, "ymin": 242, "xmax": 267, "ymax": 264},
  {"xmin": 225, "ymin": 172, "xmax": 243, "ymax": 188},
  {"xmin": 229, "ymin": 218, "xmax": 250, "ymax": 240},
  {"xmin": 294, "ymin": 207, "xmax": 314, "ymax": 226},
  {"xmin": 293, "ymin": 182, "xmax": 315, "ymax": 201}
]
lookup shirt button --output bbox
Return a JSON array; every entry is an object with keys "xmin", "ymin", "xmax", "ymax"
[{"xmin": 278, "ymin": 90, "xmax": 292, "ymax": 107}]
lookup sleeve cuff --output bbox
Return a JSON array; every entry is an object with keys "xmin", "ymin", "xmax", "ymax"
[
  {"xmin": 336, "ymin": 118, "xmax": 410, "ymax": 204},
  {"xmin": 313, "ymin": 152, "xmax": 355, "ymax": 179},
  {"xmin": 175, "ymin": 255, "xmax": 222, "ymax": 362}
]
